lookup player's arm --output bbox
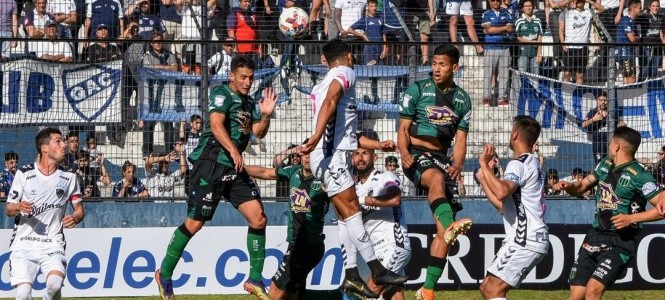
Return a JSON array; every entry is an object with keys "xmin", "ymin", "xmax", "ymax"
[
  {"xmin": 63, "ymin": 200, "xmax": 85, "ymax": 228},
  {"xmin": 359, "ymin": 136, "xmax": 395, "ymax": 152},
  {"xmin": 245, "ymin": 165, "xmax": 278, "ymax": 180},
  {"xmin": 479, "ymin": 145, "xmax": 517, "ymax": 201},
  {"xmin": 210, "ymin": 112, "xmax": 243, "ymax": 166},
  {"xmin": 5, "ymin": 170, "xmax": 28, "ymax": 217},
  {"xmin": 397, "ymin": 119, "xmax": 413, "ymax": 168},
  {"xmin": 302, "ymin": 80, "xmax": 344, "ymax": 152},
  {"xmin": 363, "ymin": 187, "xmax": 401, "ymax": 207},
  {"xmin": 612, "ymin": 191, "xmax": 665, "ymax": 229},
  {"xmin": 449, "ymin": 129, "xmax": 468, "ymax": 181},
  {"xmin": 477, "ymin": 168, "xmax": 503, "ymax": 213},
  {"xmin": 555, "ymin": 173, "xmax": 598, "ymax": 197}
]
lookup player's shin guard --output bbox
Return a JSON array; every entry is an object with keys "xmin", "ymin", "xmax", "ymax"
[
  {"xmin": 44, "ymin": 275, "xmax": 64, "ymax": 300},
  {"xmin": 344, "ymin": 212, "xmax": 377, "ymax": 263},
  {"xmin": 430, "ymin": 198, "xmax": 454, "ymax": 228},
  {"xmin": 338, "ymin": 220, "xmax": 358, "ymax": 269},
  {"xmin": 423, "ymin": 256, "xmax": 447, "ymax": 290},
  {"xmin": 161, "ymin": 223, "xmax": 194, "ymax": 280},
  {"xmin": 247, "ymin": 226, "xmax": 266, "ymax": 282}
]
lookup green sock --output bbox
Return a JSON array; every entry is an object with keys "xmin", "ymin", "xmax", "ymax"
[
  {"xmin": 160, "ymin": 224, "xmax": 193, "ymax": 280},
  {"xmin": 423, "ymin": 256, "xmax": 447, "ymax": 290},
  {"xmin": 247, "ymin": 227, "xmax": 266, "ymax": 282},
  {"xmin": 432, "ymin": 199, "xmax": 454, "ymax": 228}
]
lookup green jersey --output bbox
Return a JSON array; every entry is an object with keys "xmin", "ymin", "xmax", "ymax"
[
  {"xmin": 189, "ymin": 85, "xmax": 261, "ymax": 167},
  {"xmin": 592, "ymin": 157, "xmax": 662, "ymax": 236},
  {"xmin": 515, "ymin": 14, "xmax": 543, "ymax": 58},
  {"xmin": 399, "ymin": 79, "xmax": 472, "ymax": 149},
  {"xmin": 277, "ymin": 165, "xmax": 330, "ymax": 245}
]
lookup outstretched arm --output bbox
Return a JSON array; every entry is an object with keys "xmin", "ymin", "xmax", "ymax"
[{"xmin": 245, "ymin": 165, "xmax": 278, "ymax": 180}]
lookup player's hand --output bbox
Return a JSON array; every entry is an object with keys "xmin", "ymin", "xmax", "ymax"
[
  {"xmin": 400, "ymin": 151, "xmax": 414, "ymax": 169},
  {"xmin": 298, "ymin": 141, "xmax": 316, "ymax": 156},
  {"xmin": 610, "ymin": 214, "xmax": 634, "ymax": 230},
  {"xmin": 265, "ymin": 6, "xmax": 272, "ymax": 14},
  {"xmin": 479, "ymin": 144, "xmax": 496, "ymax": 166},
  {"xmin": 614, "ymin": 14, "xmax": 621, "ymax": 25},
  {"xmin": 657, "ymin": 196, "xmax": 665, "ymax": 216},
  {"xmin": 259, "ymin": 87, "xmax": 278, "ymax": 117},
  {"xmin": 447, "ymin": 164, "xmax": 462, "ymax": 181},
  {"xmin": 19, "ymin": 200, "xmax": 33, "ymax": 216},
  {"xmin": 552, "ymin": 181, "xmax": 569, "ymax": 192},
  {"xmin": 378, "ymin": 140, "xmax": 396, "ymax": 152},
  {"xmin": 63, "ymin": 215, "xmax": 78, "ymax": 228},
  {"xmin": 230, "ymin": 149, "xmax": 244, "ymax": 172}
]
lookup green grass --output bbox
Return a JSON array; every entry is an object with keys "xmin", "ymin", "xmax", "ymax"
[{"xmin": 43, "ymin": 289, "xmax": 665, "ymax": 300}]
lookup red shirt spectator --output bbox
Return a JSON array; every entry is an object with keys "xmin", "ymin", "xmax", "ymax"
[{"xmin": 226, "ymin": 0, "xmax": 257, "ymax": 54}]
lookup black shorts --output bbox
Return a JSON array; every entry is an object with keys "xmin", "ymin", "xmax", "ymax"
[
  {"xmin": 563, "ymin": 47, "xmax": 589, "ymax": 73},
  {"xmin": 619, "ymin": 58, "xmax": 636, "ymax": 77},
  {"xmin": 568, "ymin": 228, "xmax": 635, "ymax": 289},
  {"xmin": 272, "ymin": 242, "xmax": 325, "ymax": 293},
  {"xmin": 403, "ymin": 147, "xmax": 463, "ymax": 212},
  {"xmin": 187, "ymin": 159, "xmax": 261, "ymax": 221}
]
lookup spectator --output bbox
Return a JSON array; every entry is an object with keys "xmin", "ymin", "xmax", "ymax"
[
  {"xmin": 581, "ymin": 91, "xmax": 625, "ymax": 165},
  {"xmin": 133, "ymin": 0, "xmax": 165, "ymax": 40},
  {"xmin": 159, "ymin": 0, "xmax": 183, "ymax": 55},
  {"xmin": 46, "ymin": 0, "xmax": 76, "ymax": 39},
  {"xmin": 0, "ymin": 151, "xmax": 18, "ymax": 198},
  {"xmin": 515, "ymin": 0, "xmax": 543, "ymax": 75},
  {"xmin": 559, "ymin": 0, "xmax": 604, "ymax": 84},
  {"xmin": 227, "ymin": 0, "xmax": 258, "ymax": 61},
  {"xmin": 82, "ymin": 135, "xmax": 101, "ymax": 168},
  {"xmin": 208, "ymin": 37, "xmax": 235, "ymax": 75},
  {"xmin": 616, "ymin": 0, "xmax": 641, "ymax": 84},
  {"xmin": 272, "ymin": 144, "xmax": 301, "ymax": 197},
  {"xmin": 112, "ymin": 160, "xmax": 150, "ymax": 197},
  {"xmin": 447, "ymin": 0, "xmax": 484, "ymax": 55},
  {"xmin": 545, "ymin": 168, "xmax": 561, "ymax": 196},
  {"xmin": 561, "ymin": 167, "xmax": 585, "ymax": 182},
  {"xmin": 0, "ymin": 0, "xmax": 17, "ymax": 59},
  {"xmin": 179, "ymin": 114, "xmax": 202, "ymax": 194},
  {"xmin": 75, "ymin": 150, "xmax": 111, "ymax": 197},
  {"xmin": 386, "ymin": 155, "xmax": 416, "ymax": 197},
  {"xmin": 177, "ymin": 0, "xmax": 215, "ymax": 74},
  {"xmin": 141, "ymin": 31, "xmax": 179, "ymax": 157},
  {"xmin": 482, "ymin": 0, "xmax": 514, "ymax": 107},
  {"xmin": 533, "ymin": 140, "xmax": 544, "ymax": 167},
  {"xmin": 278, "ymin": 0, "xmax": 306, "ymax": 86},
  {"xmin": 638, "ymin": 0, "xmax": 665, "ymax": 81},
  {"xmin": 403, "ymin": 0, "xmax": 433, "ymax": 65},
  {"xmin": 30, "ymin": 18, "xmax": 73, "ymax": 61},
  {"xmin": 653, "ymin": 145, "xmax": 665, "ymax": 188},
  {"xmin": 142, "ymin": 143, "xmax": 187, "ymax": 198},
  {"xmin": 384, "ymin": 155, "xmax": 398, "ymax": 172},
  {"xmin": 86, "ymin": 23, "xmax": 122, "ymax": 62},
  {"xmin": 545, "ymin": 0, "xmax": 566, "ymax": 62},
  {"xmin": 83, "ymin": 0, "xmax": 124, "ymax": 42},
  {"xmin": 62, "ymin": 131, "xmax": 79, "ymax": 169},
  {"xmin": 347, "ymin": 0, "xmax": 386, "ymax": 103},
  {"xmin": 599, "ymin": 0, "xmax": 621, "ymax": 39},
  {"xmin": 24, "ymin": 0, "xmax": 50, "ymax": 39}
]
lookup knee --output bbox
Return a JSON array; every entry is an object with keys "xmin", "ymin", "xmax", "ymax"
[
  {"xmin": 184, "ymin": 219, "xmax": 204, "ymax": 234},
  {"xmin": 249, "ymin": 213, "xmax": 267, "ymax": 229},
  {"xmin": 585, "ymin": 283, "xmax": 605, "ymax": 298},
  {"xmin": 15, "ymin": 284, "xmax": 32, "ymax": 300}
]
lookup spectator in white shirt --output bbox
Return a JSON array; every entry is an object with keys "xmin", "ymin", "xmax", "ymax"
[
  {"xmin": 143, "ymin": 142, "xmax": 187, "ymax": 198},
  {"xmin": 31, "ymin": 19, "xmax": 73, "ymax": 61}
]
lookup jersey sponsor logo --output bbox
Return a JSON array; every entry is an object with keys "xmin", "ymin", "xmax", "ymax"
[
  {"xmin": 425, "ymin": 105, "xmax": 458, "ymax": 126},
  {"xmin": 597, "ymin": 181, "xmax": 621, "ymax": 211},
  {"xmin": 422, "ymin": 92, "xmax": 436, "ymax": 97},
  {"xmin": 32, "ymin": 202, "xmax": 65, "ymax": 217},
  {"xmin": 236, "ymin": 111, "xmax": 252, "ymax": 134},
  {"xmin": 26, "ymin": 175, "xmax": 36, "ymax": 180},
  {"xmin": 641, "ymin": 182, "xmax": 658, "ymax": 196},
  {"xmin": 290, "ymin": 188, "xmax": 312, "ymax": 213},
  {"xmin": 626, "ymin": 167, "xmax": 637, "ymax": 175}
]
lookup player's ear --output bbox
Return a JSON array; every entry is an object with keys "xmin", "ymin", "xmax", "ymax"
[{"xmin": 452, "ymin": 63, "xmax": 460, "ymax": 74}]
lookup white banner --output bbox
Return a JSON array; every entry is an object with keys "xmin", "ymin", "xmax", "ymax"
[{"xmin": 0, "ymin": 59, "xmax": 122, "ymax": 124}]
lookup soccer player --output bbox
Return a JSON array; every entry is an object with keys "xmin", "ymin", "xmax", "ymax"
[
  {"xmin": 244, "ymin": 141, "xmax": 329, "ymax": 300},
  {"xmin": 299, "ymin": 39, "xmax": 409, "ymax": 299},
  {"xmin": 397, "ymin": 44, "xmax": 473, "ymax": 300},
  {"xmin": 155, "ymin": 56, "xmax": 278, "ymax": 300},
  {"xmin": 475, "ymin": 116, "xmax": 549, "ymax": 300},
  {"xmin": 5, "ymin": 127, "xmax": 84, "ymax": 300},
  {"xmin": 349, "ymin": 132, "xmax": 411, "ymax": 300},
  {"xmin": 553, "ymin": 126, "xmax": 665, "ymax": 300}
]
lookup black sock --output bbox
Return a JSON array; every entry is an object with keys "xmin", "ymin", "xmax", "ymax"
[
  {"xmin": 345, "ymin": 267, "xmax": 362, "ymax": 281},
  {"xmin": 367, "ymin": 259, "xmax": 386, "ymax": 275}
]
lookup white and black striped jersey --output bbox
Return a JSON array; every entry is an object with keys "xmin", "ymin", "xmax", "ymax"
[
  {"xmin": 356, "ymin": 170, "xmax": 411, "ymax": 252},
  {"xmin": 502, "ymin": 154, "xmax": 549, "ymax": 254},
  {"xmin": 310, "ymin": 66, "xmax": 358, "ymax": 152},
  {"xmin": 7, "ymin": 163, "xmax": 81, "ymax": 251}
]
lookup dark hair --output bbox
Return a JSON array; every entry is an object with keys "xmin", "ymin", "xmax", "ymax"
[
  {"xmin": 597, "ymin": 90, "xmax": 608, "ymax": 99},
  {"xmin": 357, "ymin": 130, "xmax": 380, "ymax": 142},
  {"xmin": 519, "ymin": 0, "xmax": 533, "ymax": 7},
  {"xmin": 368, "ymin": 0, "xmax": 378, "ymax": 4},
  {"xmin": 190, "ymin": 114, "xmax": 202, "ymax": 122},
  {"xmin": 36, "ymin": 127, "xmax": 62, "ymax": 156},
  {"xmin": 432, "ymin": 44, "xmax": 460, "ymax": 65},
  {"xmin": 151, "ymin": 31, "xmax": 163, "ymax": 40},
  {"xmin": 323, "ymin": 38, "xmax": 351, "ymax": 63},
  {"xmin": 661, "ymin": 145, "xmax": 665, "ymax": 152},
  {"xmin": 385, "ymin": 155, "xmax": 398, "ymax": 165},
  {"xmin": 122, "ymin": 160, "xmax": 137, "ymax": 174},
  {"xmin": 547, "ymin": 168, "xmax": 559, "ymax": 180},
  {"xmin": 513, "ymin": 115, "xmax": 541, "ymax": 147},
  {"xmin": 572, "ymin": 167, "xmax": 585, "ymax": 176},
  {"xmin": 629, "ymin": 0, "xmax": 641, "ymax": 7},
  {"xmin": 67, "ymin": 131, "xmax": 79, "ymax": 140},
  {"xmin": 613, "ymin": 126, "xmax": 641, "ymax": 155},
  {"xmin": 230, "ymin": 55, "xmax": 256, "ymax": 72},
  {"xmin": 5, "ymin": 151, "xmax": 18, "ymax": 161},
  {"xmin": 79, "ymin": 150, "xmax": 90, "ymax": 160},
  {"xmin": 86, "ymin": 135, "xmax": 96, "ymax": 144}
]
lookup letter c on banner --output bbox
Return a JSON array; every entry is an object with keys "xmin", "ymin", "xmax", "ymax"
[
  {"xmin": 637, "ymin": 233, "xmax": 665, "ymax": 283},
  {"xmin": 215, "ymin": 249, "xmax": 248, "ymax": 287},
  {"xmin": 0, "ymin": 252, "xmax": 11, "ymax": 291}
]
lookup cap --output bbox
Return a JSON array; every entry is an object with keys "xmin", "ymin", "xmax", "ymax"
[
  {"xmin": 45, "ymin": 19, "xmax": 57, "ymax": 27},
  {"xmin": 96, "ymin": 23, "xmax": 108, "ymax": 30}
]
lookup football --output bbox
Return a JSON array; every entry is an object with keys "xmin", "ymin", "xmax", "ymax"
[{"xmin": 279, "ymin": 7, "xmax": 309, "ymax": 38}]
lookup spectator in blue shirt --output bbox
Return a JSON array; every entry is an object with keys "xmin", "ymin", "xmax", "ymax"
[
  {"xmin": 112, "ymin": 160, "xmax": 150, "ymax": 197},
  {"xmin": 482, "ymin": 0, "xmax": 513, "ymax": 107},
  {"xmin": 637, "ymin": 0, "xmax": 665, "ymax": 81},
  {"xmin": 0, "ymin": 151, "xmax": 18, "ymax": 198},
  {"xmin": 616, "ymin": 0, "xmax": 642, "ymax": 84},
  {"xmin": 84, "ymin": 0, "xmax": 125, "ymax": 41},
  {"xmin": 134, "ymin": 0, "xmax": 165, "ymax": 40}
]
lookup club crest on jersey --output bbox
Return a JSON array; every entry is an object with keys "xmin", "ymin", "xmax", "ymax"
[
  {"xmin": 63, "ymin": 64, "xmax": 121, "ymax": 121},
  {"xmin": 425, "ymin": 106, "xmax": 457, "ymax": 126},
  {"xmin": 56, "ymin": 188, "xmax": 65, "ymax": 199},
  {"xmin": 618, "ymin": 175, "xmax": 630, "ymax": 186},
  {"xmin": 290, "ymin": 188, "xmax": 312, "ymax": 212},
  {"xmin": 236, "ymin": 111, "xmax": 252, "ymax": 134},
  {"xmin": 597, "ymin": 182, "xmax": 620, "ymax": 211},
  {"xmin": 311, "ymin": 181, "xmax": 322, "ymax": 191}
]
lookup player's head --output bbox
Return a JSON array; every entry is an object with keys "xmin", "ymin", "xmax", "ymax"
[
  {"xmin": 385, "ymin": 155, "xmax": 398, "ymax": 172},
  {"xmin": 431, "ymin": 45, "xmax": 460, "ymax": 86},
  {"xmin": 121, "ymin": 160, "xmax": 137, "ymax": 179},
  {"xmin": 609, "ymin": 126, "xmax": 641, "ymax": 160},
  {"xmin": 35, "ymin": 127, "xmax": 65, "ymax": 163},
  {"xmin": 190, "ymin": 114, "xmax": 203, "ymax": 132},
  {"xmin": 4, "ymin": 151, "xmax": 18, "ymax": 173},
  {"xmin": 596, "ymin": 91, "xmax": 608, "ymax": 110},
  {"xmin": 510, "ymin": 115, "xmax": 541, "ymax": 151},
  {"xmin": 229, "ymin": 56, "xmax": 256, "ymax": 96},
  {"xmin": 353, "ymin": 131, "xmax": 380, "ymax": 176},
  {"xmin": 322, "ymin": 39, "xmax": 352, "ymax": 68}
]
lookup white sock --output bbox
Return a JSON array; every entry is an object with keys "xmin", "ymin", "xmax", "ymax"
[
  {"xmin": 43, "ymin": 275, "xmax": 63, "ymax": 300},
  {"xmin": 344, "ymin": 212, "xmax": 377, "ymax": 262},
  {"xmin": 16, "ymin": 284, "xmax": 32, "ymax": 300},
  {"xmin": 337, "ymin": 220, "xmax": 357, "ymax": 269}
]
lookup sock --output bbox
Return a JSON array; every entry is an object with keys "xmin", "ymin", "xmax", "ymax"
[
  {"xmin": 43, "ymin": 275, "xmax": 64, "ymax": 300},
  {"xmin": 16, "ymin": 284, "xmax": 32, "ymax": 300},
  {"xmin": 423, "ymin": 256, "xmax": 447, "ymax": 290},
  {"xmin": 344, "ymin": 267, "xmax": 362, "ymax": 281},
  {"xmin": 344, "ymin": 212, "xmax": 377, "ymax": 263},
  {"xmin": 338, "ymin": 220, "xmax": 357, "ymax": 269},
  {"xmin": 161, "ymin": 224, "xmax": 194, "ymax": 280},
  {"xmin": 247, "ymin": 226, "xmax": 266, "ymax": 282},
  {"xmin": 430, "ymin": 198, "xmax": 454, "ymax": 229}
]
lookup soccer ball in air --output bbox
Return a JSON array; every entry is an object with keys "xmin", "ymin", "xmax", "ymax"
[{"xmin": 279, "ymin": 7, "xmax": 309, "ymax": 38}]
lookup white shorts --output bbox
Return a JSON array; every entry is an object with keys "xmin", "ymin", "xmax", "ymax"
[
  {"xmin": 446, "ymin": 1, "xmax": 474, "ymax": 16},
  {"xmin": 310, "ymin": 149, "xmax": 354, "ymax": 197},
  {"xmin": 10, "ymin": 249, "xmax": 67, "ymax": 286},
  {"xmin": 375, "ymin": 245, "xmax": 411, "ymax": 274},
  {"xmin": 486, "ymin": 241, "xmax": 546, "ymax": 288}
]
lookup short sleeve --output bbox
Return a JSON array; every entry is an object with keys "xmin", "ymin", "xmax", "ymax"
[
  {"xmin": 481, "ymin": 11, "xmax": 492, "ymax": 27},
  {"xmin": 226, "ymin": 11, "xmax": 238, "ymax": 30},
  {"xmin": 209, "ymin": 87, "xmax": 232, "ymax": 114},
  {"xmin": 634, "ymin": 173, "xmax": 662, "ymax": 201},
  {"xmin": 350, "ymin": 17, "xmax": 365, "ymax": 30},
  {"xmin": 112, "ymin": 181, "xmax": 122, "ymax": 197},
  {"xmin": 332, "ymin": 67, "xmax": 355, "ymax": 93},
  {"xmin": 398, "ymin": 82, "xmax": 419, "ymax": 118},
  {"xmin": 592, "ymin": 157, "xmax": 611, "ymax": 180},
  {"xmin": 456, "ymin": 91, "xmax": 472, "ymax": 132},
  {"xmin": 276, "ymin": 165, "xmax": 297, "ymax": 181},
  {"xmin": 371, "ymin": 172, "xmax": 401, "ymax": 197},
  {"xmin": 6, "ymin": 170, "xmax": 25, "ymax": 203},
  {"xmin": 503, "ymin": 160, "xmax": 525, "ymax": 187}
]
